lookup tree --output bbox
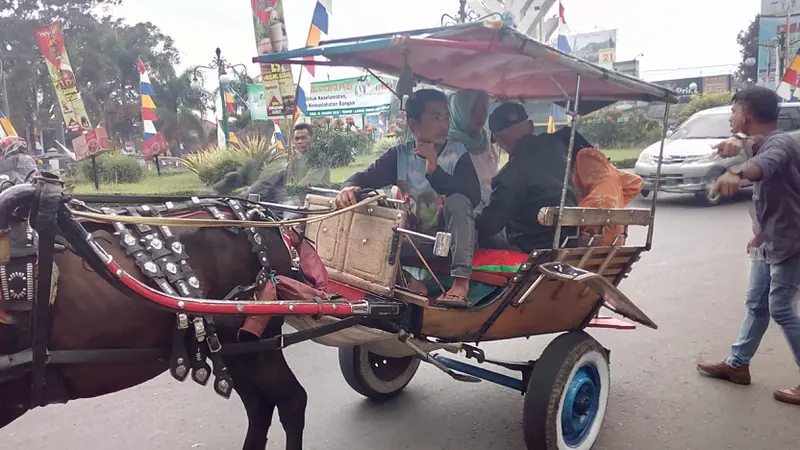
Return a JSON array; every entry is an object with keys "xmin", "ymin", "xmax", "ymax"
[
  {"xmin": 151, "ymin": 69, "xmax": 211, "ymax": 155},
  {"xmin": 0, "ymin": 1, "xmax": 126, "ymax": 144},
  {"xmin": 0, "ymin": 0, "xmax": 201, "ymax": 151},
  {"xmin": 65, "ymin": 14, "xmax": 182, "ymax": 143},
  {"xmin": 735, "ymin": 15, "xmax": 759, "ymax": 87}
]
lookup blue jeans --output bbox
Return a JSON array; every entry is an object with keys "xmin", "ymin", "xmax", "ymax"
[{"xmin": 727, "ymin": 254, "xmax": 800, "ymax": 369}]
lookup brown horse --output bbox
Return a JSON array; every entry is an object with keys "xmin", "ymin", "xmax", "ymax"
[{"xmin": 0, "ymin": 177, "xmax": 308, "ymax": 450}]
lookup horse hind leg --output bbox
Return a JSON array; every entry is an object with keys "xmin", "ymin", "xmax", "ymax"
[{"xmin": 229, "ymin": 359, "xmax": 276, "ymax": 450}]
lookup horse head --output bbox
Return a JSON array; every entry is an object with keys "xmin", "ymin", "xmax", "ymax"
[{"xmin": 241, "ymin": 168, "xmax": 288, "ymax": 203}]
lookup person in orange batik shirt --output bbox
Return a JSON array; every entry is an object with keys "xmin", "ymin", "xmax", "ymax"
[{"xmin": 555, "ymin": 127, "xmax": 644, "ymax": 246}]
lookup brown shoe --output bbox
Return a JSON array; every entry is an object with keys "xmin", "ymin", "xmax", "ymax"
[
  {"xmin": 696, "ymin": 360, "xmax": 751, "ymax": 385},
  {"xmin": 774, "ymin": 386, "xmax": 800, "ymax": 405}
]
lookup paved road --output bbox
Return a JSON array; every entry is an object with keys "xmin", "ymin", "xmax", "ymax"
[{"xmin": 3, "ymin": 192, "xmax": 800, "ymax": 450}]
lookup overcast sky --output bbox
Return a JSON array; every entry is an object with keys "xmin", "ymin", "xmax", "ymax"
[{"xmin": 106, "ymin": 0, "xmax": 760, "ymax": 87}]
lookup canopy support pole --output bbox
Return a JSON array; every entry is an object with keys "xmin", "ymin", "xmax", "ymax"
[
  {"xmin": 646, "ymin": 103, "xmax": 671, "ymax": 250},
  {"xmin": 552, "ymin": 73, "xmax": 581, "ymax": 251},
  {"xmin": 365, "ymin": 68, "xmax": 399, "ymax": 98}
]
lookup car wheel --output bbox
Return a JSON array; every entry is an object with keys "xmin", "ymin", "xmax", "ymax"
[
  {"xmin": 695, "ymin": 189, "xmax": 722, "ymax": 206},
  {"xmin": 639, "ymin": 189, "xmax": 650, "ymax": 198}
]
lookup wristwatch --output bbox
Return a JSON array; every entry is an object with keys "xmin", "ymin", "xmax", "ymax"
[{"xmin": 729, "ymin": 164, "xmax": 744, "ymax": 177}]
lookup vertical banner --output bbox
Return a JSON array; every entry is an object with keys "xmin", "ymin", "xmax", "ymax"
[
  {"xmin": 247, "ymin": 84, "xmax": 269, "ymax": 121},
  {"xmin": 251, "ymin": 0, "xmax": 296, "ymax": 118},
  {"xmin": 35, "ymin": 23, "xmax": 92, "ymax": 133},
  {"xmin": 139, "ymin": 58, "xmax": 168, "ymax": 161}
]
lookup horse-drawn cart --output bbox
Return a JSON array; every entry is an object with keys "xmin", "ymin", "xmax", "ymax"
[
  {"xmin": 254, "ymin": 19, "xmax": 676, "ymax": 450},
  {"xmin": 0, "ymin": 19, "xmax": 677, "ymax": 450}
]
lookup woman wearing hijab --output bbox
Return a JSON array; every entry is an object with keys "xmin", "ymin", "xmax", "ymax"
[
  {"xmin": 448, "ymin": 90, "xmax": 508, "ymax": 250},
  {"xmin": 448, "ymin": 89, "xmax": 498, "ymax": 212}
]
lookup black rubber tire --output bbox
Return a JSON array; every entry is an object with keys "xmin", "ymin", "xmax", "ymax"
[
  {"xmin": 522, "ymin": 331, "xmax": 611, "ymax": 450},
  {"xmin": 695, "ymin": 189, "xmax": 722, "ymax": 206},
  {"xmin": 338, "ymin": 345, "xmax": 420, "ymax": 400},
  {"xmin": 639, "ymin": 189, "xmax": 650, "ymax": 198}
]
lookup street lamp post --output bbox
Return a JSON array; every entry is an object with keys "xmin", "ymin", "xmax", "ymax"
[
  {"xmin": 0, "ymin": 59, "xmax": 10, "ymax": 115},
  {"xmin": 190, "ymin": 48, "xmax": 248, "ymax": 146}
]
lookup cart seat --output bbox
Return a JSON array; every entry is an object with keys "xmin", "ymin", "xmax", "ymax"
[
  {"xmin": 422, "ymin": 249, "xmax": 528, "ymax": 287},
  {"xmin": 468, "ymin": 249, "xmax": 528, "ymax": 285}
]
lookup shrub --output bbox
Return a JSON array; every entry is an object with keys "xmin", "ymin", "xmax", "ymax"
[
  {"xmin": 386, "ymin": 115, "xmax": 408, "ymax": 140},
  {"xmin": 581, "ymin": 109, "xmax": 662, "ymax": 149},
  {"xmin": 80, "ymin": 152, "xmax": 144, "ymax": 184},
  {"xmin": 307, "ymin": 120, "xmax": 371, "ymax": 168},
  {"xmin": 676, "ymin": 91, "xmax": 732, "ymax": 125},
  {"xmin": 196, "ymin": 157, "xmax": 243, "ymax": 185},
  {"xmin": 614, "ymin": 158, "xmax": 638, "ymax": 170},
  {"xmin": 371, "ymin": 136, "xmax": 401, "ymax": 155},
  {"xmin": 178, "ymin": 136, "xmax": 285, "ymax": 186}
]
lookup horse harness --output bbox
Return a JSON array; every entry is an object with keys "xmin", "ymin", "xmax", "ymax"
[
  {"xmin": 94, "ymin": 196, "xmax": 282, "ymax": 399},
  {"xmin": 0, "ymin": 178, "xmax": 356, "ymax": 409}
]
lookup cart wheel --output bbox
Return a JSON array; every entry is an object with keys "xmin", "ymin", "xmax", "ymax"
[
  {"xmin": 523, "ymin": 331, "xmax": 610, "ymax": 450},
  {"xmin": 338, "ymin": 345, "xmax": 420, "ymax": 400}
]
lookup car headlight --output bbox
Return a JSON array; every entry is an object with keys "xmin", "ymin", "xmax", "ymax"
[
  {"xmin": 637, "ymin": 152, "xmax": 655, "ymax": 164},
  {"xmin": 684, "ymin": 152, "xmax": 720, "ymax": 164}
]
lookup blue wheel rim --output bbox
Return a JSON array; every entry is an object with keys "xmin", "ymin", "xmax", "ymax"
[{"xmin": 561, "ymin": 362, "xmax": 601, "ymax": 447}]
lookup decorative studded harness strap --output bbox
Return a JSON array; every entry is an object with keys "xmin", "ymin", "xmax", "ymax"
[
  {"xmin": 101, "ymin": 200, "xmax": 258, "ymax": 398},
  {"xmin": 0, "ymin": 222, "xmax": 36, "ymax": 307},
  {"xmin": 227, "ymin": 199, "xmax": 273, "ymax": 286}
]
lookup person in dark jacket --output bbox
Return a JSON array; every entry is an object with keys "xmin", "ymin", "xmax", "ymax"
[
  {"xmin": 476, "ymin": 103, "xmax": 578, "ymax": 253},
  {"xmin": 334, "ymin": 89, "xmax": 481, "ymax": 307}
]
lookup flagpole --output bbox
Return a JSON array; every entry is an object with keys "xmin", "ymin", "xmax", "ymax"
[
  {"xmin": 287, "ymin": 0, "xmax": 328, "ymax": 148},
  {"xmin": 287, "ymin": 12, "xmax": 315, "ymax": 153},
  {"xmin": 139, "ymin": 56, "xmax": 161, "ymax": 176},
  {"xmin": 288, "ymin": 66, "xmax": 305, "ymax": 155},
  {"xmin": 141, "ymin": 56, "xmax": 161, "ymax": 176},
  {"xmin": 293, "ymin": 0, "xmax": 323, "ymax": 126}
]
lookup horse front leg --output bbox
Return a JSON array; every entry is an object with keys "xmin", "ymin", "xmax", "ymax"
[
  {"xmin": 229, "ymin": 358, "xmax": 276, "ymax": 450},
  {"xmin": 0, "ymin": 378, "xmax": 31, "ymax": 429},
  {"xmin": 277, "ymin": 377, "xmax": 307, "ymax": 450},
  {"xmin": 247, "ymin": 349, "xmax": 307, "ymax": 450}
]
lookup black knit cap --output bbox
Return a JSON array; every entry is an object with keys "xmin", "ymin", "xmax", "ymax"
[{"xmin": 488, "ymin": 103, "xmax": 529, "ymax": 134}]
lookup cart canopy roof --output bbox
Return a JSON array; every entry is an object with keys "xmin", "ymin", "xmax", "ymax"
[{"xmin": 254, "ymin": 20, "xmax": 679, "ymax": 114}]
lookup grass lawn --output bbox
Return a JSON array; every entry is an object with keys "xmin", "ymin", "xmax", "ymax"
[
  {"xmin": 73, "ymin": 170, "xmax": 205, "ymax": 195},
  {"xmin": 331, "ymin": 153, "xmax": 377, "ymax": 183},
  {"xmin": 73, "ymin": 147, "xmax": 643, "ymax": 194}
]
